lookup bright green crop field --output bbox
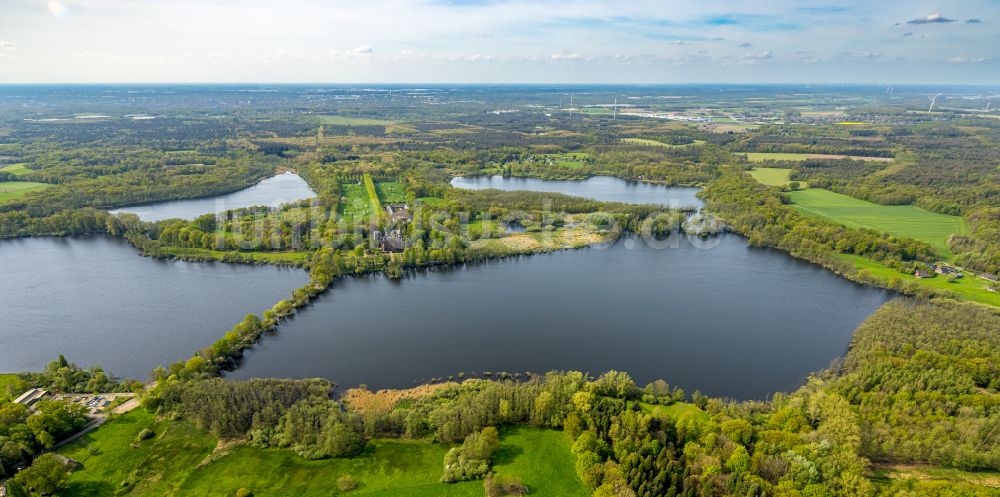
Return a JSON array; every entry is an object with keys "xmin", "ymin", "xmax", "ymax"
[
  {"xmin": 788, "ymin": 188, "xmax": 967, "ymax": 256},
  {"xmin": 0, "ymin": 181, "xmax": 50, "ymax": 202},
  {"xmin": 59, "ymin": 410, "xmax": 585, "ymax": 497}
]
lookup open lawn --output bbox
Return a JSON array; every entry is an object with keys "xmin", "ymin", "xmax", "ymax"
[
  {"xmin": 841, "ymin": 254, "xmax": 1000, "ymax": 308},
  {"xmin": 742, "ymin": 152, "xmax": 893, "ymax": 163},
  {"xmin": 417, "ymin": 196, "xmax": 446, "ymax": 208},
  {"xmin": 788, "ymin": 188, "xmax": 967, "ymax": 256},
  {"xmin": 339, "ymin": 182, "xmax": 372, "ymax": 220},
  {"xmin": 870, "ymin": 464, "xmax": 1000, "ymax": 491},
  {"xmin": 491, "ymin": 426, "xmax": 589, "ymax": 497},
  {"xmin": 60, "ymin": 409, "xmax": 217, "ymax": 497},
  {"xmin": 0, "ymin": 181, "xmax": 50, "ymax": 202},
  {"xmin": 376, "ymin": 181, "xmax": 407, "ymax": 204},
  {"xmin": 749, "ymin": 167, "xmax": 799, "ymax": 188},
  {"xmin": 0, "ymin": 374, "xmax": 24, "ymax": 403},
  {"xmin": 314, "ymin": 116, "xmax": 396, "ymax": 126},
  {"xmin": 1, "ymin": 163, "xmax": 32, "ymax": 176},
  {"xmin": 638, "ymin": 401, "xmax": 709, "ymax": 422},
  {"xmin": 59, "ymin": 410, "xmax": 584, "ymax": 497},
  {"xmin": 621, "ymin": 138, "xmax": 706, "ymax": 148}
]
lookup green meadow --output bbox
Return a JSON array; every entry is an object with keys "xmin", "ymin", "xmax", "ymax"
[
  {"xmin": 59, "ymin": 410, "xmax": 585, "ymax": 497},
  {"xmin": 788, "ymin": 188, "xmax": 967, "ymax": 256},
  {"xmin": 0, "ymin": 181, "xmax": 51, "ymax": 202},
  {"xmin": 749, "ymin": 167, "xmax": 798, "ymax": 187},
  {"xmin": 1, "ymin": 163, "xmax": 32, "ymax": 176},
  {"xmin": 621, "ymin": 138, "xmax": 706, "ymax": 148},
  {"xmin": 539, "ymin": 152, "xmax": 591, "ymax": 168},
  {"xmin": 375, "ymin": 181, "xmax": 407, "ymax": 204}
]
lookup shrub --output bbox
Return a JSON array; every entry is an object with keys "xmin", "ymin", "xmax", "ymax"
[
  {"xmin": 135, "ymin": 428, "xmax": 155, "ymax": 442},
  {"xmin": 336, "ymin": 474, "xmax": 358, "ymax": 492},
  {"xmin": 235, "ymin": 488, "xmax": 252, "ymax": 497}
]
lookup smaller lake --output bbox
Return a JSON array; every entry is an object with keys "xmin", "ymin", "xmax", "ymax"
[
  {"xmin": 451, "ymin": 175, "xmax": 704, "ymax": 209},
  {"xmin": 110, "ymin": 172, "xmax": 316, "ymax": 221}
]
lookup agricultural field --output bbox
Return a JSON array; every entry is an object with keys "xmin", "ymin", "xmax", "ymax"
[
  {"xmin": 748, "ymin": 167, "xmax": 800, "ymax": 188},
  {"xmin": 741, "ymin": 152, "xmax": 893, "ymax": 163},
  {"xmin": 620, "ymin": 138, "xmax": 706, "ymax": 148},
  {"xmin": 788, "ymin": 188, "xmax": 967, "ymax": 256},
  {"xmin": 0, "ymin": 181, "xmax": 50, "ymax": 202},
  {"xmin": 841, "ymin": 254, "xmax": 1000, "ymax": 307},
  {"xmin": 1, "ymin": 163, "xmax": 32, "ymax": 175},
  {"xmin": 58, "ymin": 410, "xmax": 583, "ymax": 497}
]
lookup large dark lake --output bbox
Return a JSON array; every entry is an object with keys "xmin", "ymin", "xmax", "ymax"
[
  {"xmin": 232, "ymin": 233, "xmax": 891, "ymax": 399},
  {"xmin": 451, "ymin": 175, "xmax": 704, "ymax": 209},
  {"xmin": 0, "ymin": 236, "xmax": 307, "ymax": 378},
  {"xmin": 110, "ymin": 172, "xmax": 315, "ymax": 221}
]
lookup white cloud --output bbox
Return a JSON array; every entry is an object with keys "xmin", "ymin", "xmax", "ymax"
[
  {"xmin": 47, "ymin": 1, "xmax": 67, "ymax": 17},
  {"xmin": 550, "ymin": 53, "xmax": 585, "ymax": 61},
  {"xmin": 330, "ymin": 45, "xmax": 374, "ymax": 60},
  {"xmin": 947, "ymin": 56, "xmax": 988, "ymax": 63},
  {"xmin": 0, "ymin": 41, "xmax": 13, "ymax": 50}
]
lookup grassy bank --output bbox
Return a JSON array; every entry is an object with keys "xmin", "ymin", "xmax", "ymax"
[
  {"xmin": 788, "ymin": 188, "xmax": 967, "ymax": 256},
  {"xmin": 0, "ymin": 374, "xmax": 24, "ymax": 403},
  {"xmin": 158, "ymin": 246, "xmax": 311, "ymax": 266}
]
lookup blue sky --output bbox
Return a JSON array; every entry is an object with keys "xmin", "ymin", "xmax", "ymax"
[{"xmin": 0, "ymin": 0, "xmax": 996, "ymax": 83}]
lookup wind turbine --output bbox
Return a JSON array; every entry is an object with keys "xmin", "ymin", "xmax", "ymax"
[{"xmin": 928, "ymin": 94, "xmax": 941, "ymax": 113}]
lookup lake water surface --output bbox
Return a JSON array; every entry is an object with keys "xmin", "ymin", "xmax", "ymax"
[
  {"xmin": 232, "ymin": 233, "xmax": 891, "ymax": 399},
  {"xmin": 110, "ymin": 172, "xmax": 316, "ymax": 221},
  {"xmin": 0, "ymin": 236, "xmax": 308, "ymax": 378},
  {"xmin": 451, "ymin": 175, "xmax": 704, "ymax": 209}
]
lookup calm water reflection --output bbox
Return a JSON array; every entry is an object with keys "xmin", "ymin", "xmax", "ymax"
[{"xmin": 0, "ymin": 236, "xmax": 308, "ymax": 378}]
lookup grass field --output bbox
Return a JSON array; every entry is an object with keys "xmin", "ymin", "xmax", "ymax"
[
  {"xmin": 490, "ymin": 426, "xmax": 589, "ymax": 497},
  {"xmin": 841, "ymin": 254, "xmax": 1000, "ymax": 307},
  {"xmin": 638, "ymin": 401, "xmax": 709, "ymax": 422},
  {"xmin": 742, "ymin": 152, "xmax": 893, "ymax": 163},
  {"xmin": 1, "ymin": 163, "xmax": 32, "ymax": 175},
  {"xmin": 314, "ymin": 116, "xmax": 396, "ymax": 126},
  {"xmin": 417, "ymin": 196, "xmax": 446, "ymax": 208},
  {"xmin": 376, "ymin": 181, "xmax": 407, "ymax": 204},
  {"xmin": 0, "ymin": 181, "xmax": 50, "ymax": 202},
  {"xmin": 0, "ymin": 374, "xmax": 24, "ymax": 403},
  {"xmin": 788, "ymin": 188, "xmax": 967, "ymax": 256},
  {"xmin": 59, "ymin": 410, "xmax": 584, "ymax": 497},
  {"xmin": 748, "ymin": 167, "xmax": 800, "ymax": 188},
  {"xmin": 621, "ymin": 138, "xmax": 706, "ymax": 148},
  {"xmin": 339, "ymin": 182, "xmax": 372, "ymax": 220}
]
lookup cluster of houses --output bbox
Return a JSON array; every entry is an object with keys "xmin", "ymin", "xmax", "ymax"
[
  {"xmin": 372, "ymin": 229, "xmax": 406, "ymax": 252},
  {"xmin": 914, "ymin": 264, "xmax": 999, "ymax": 285}
]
